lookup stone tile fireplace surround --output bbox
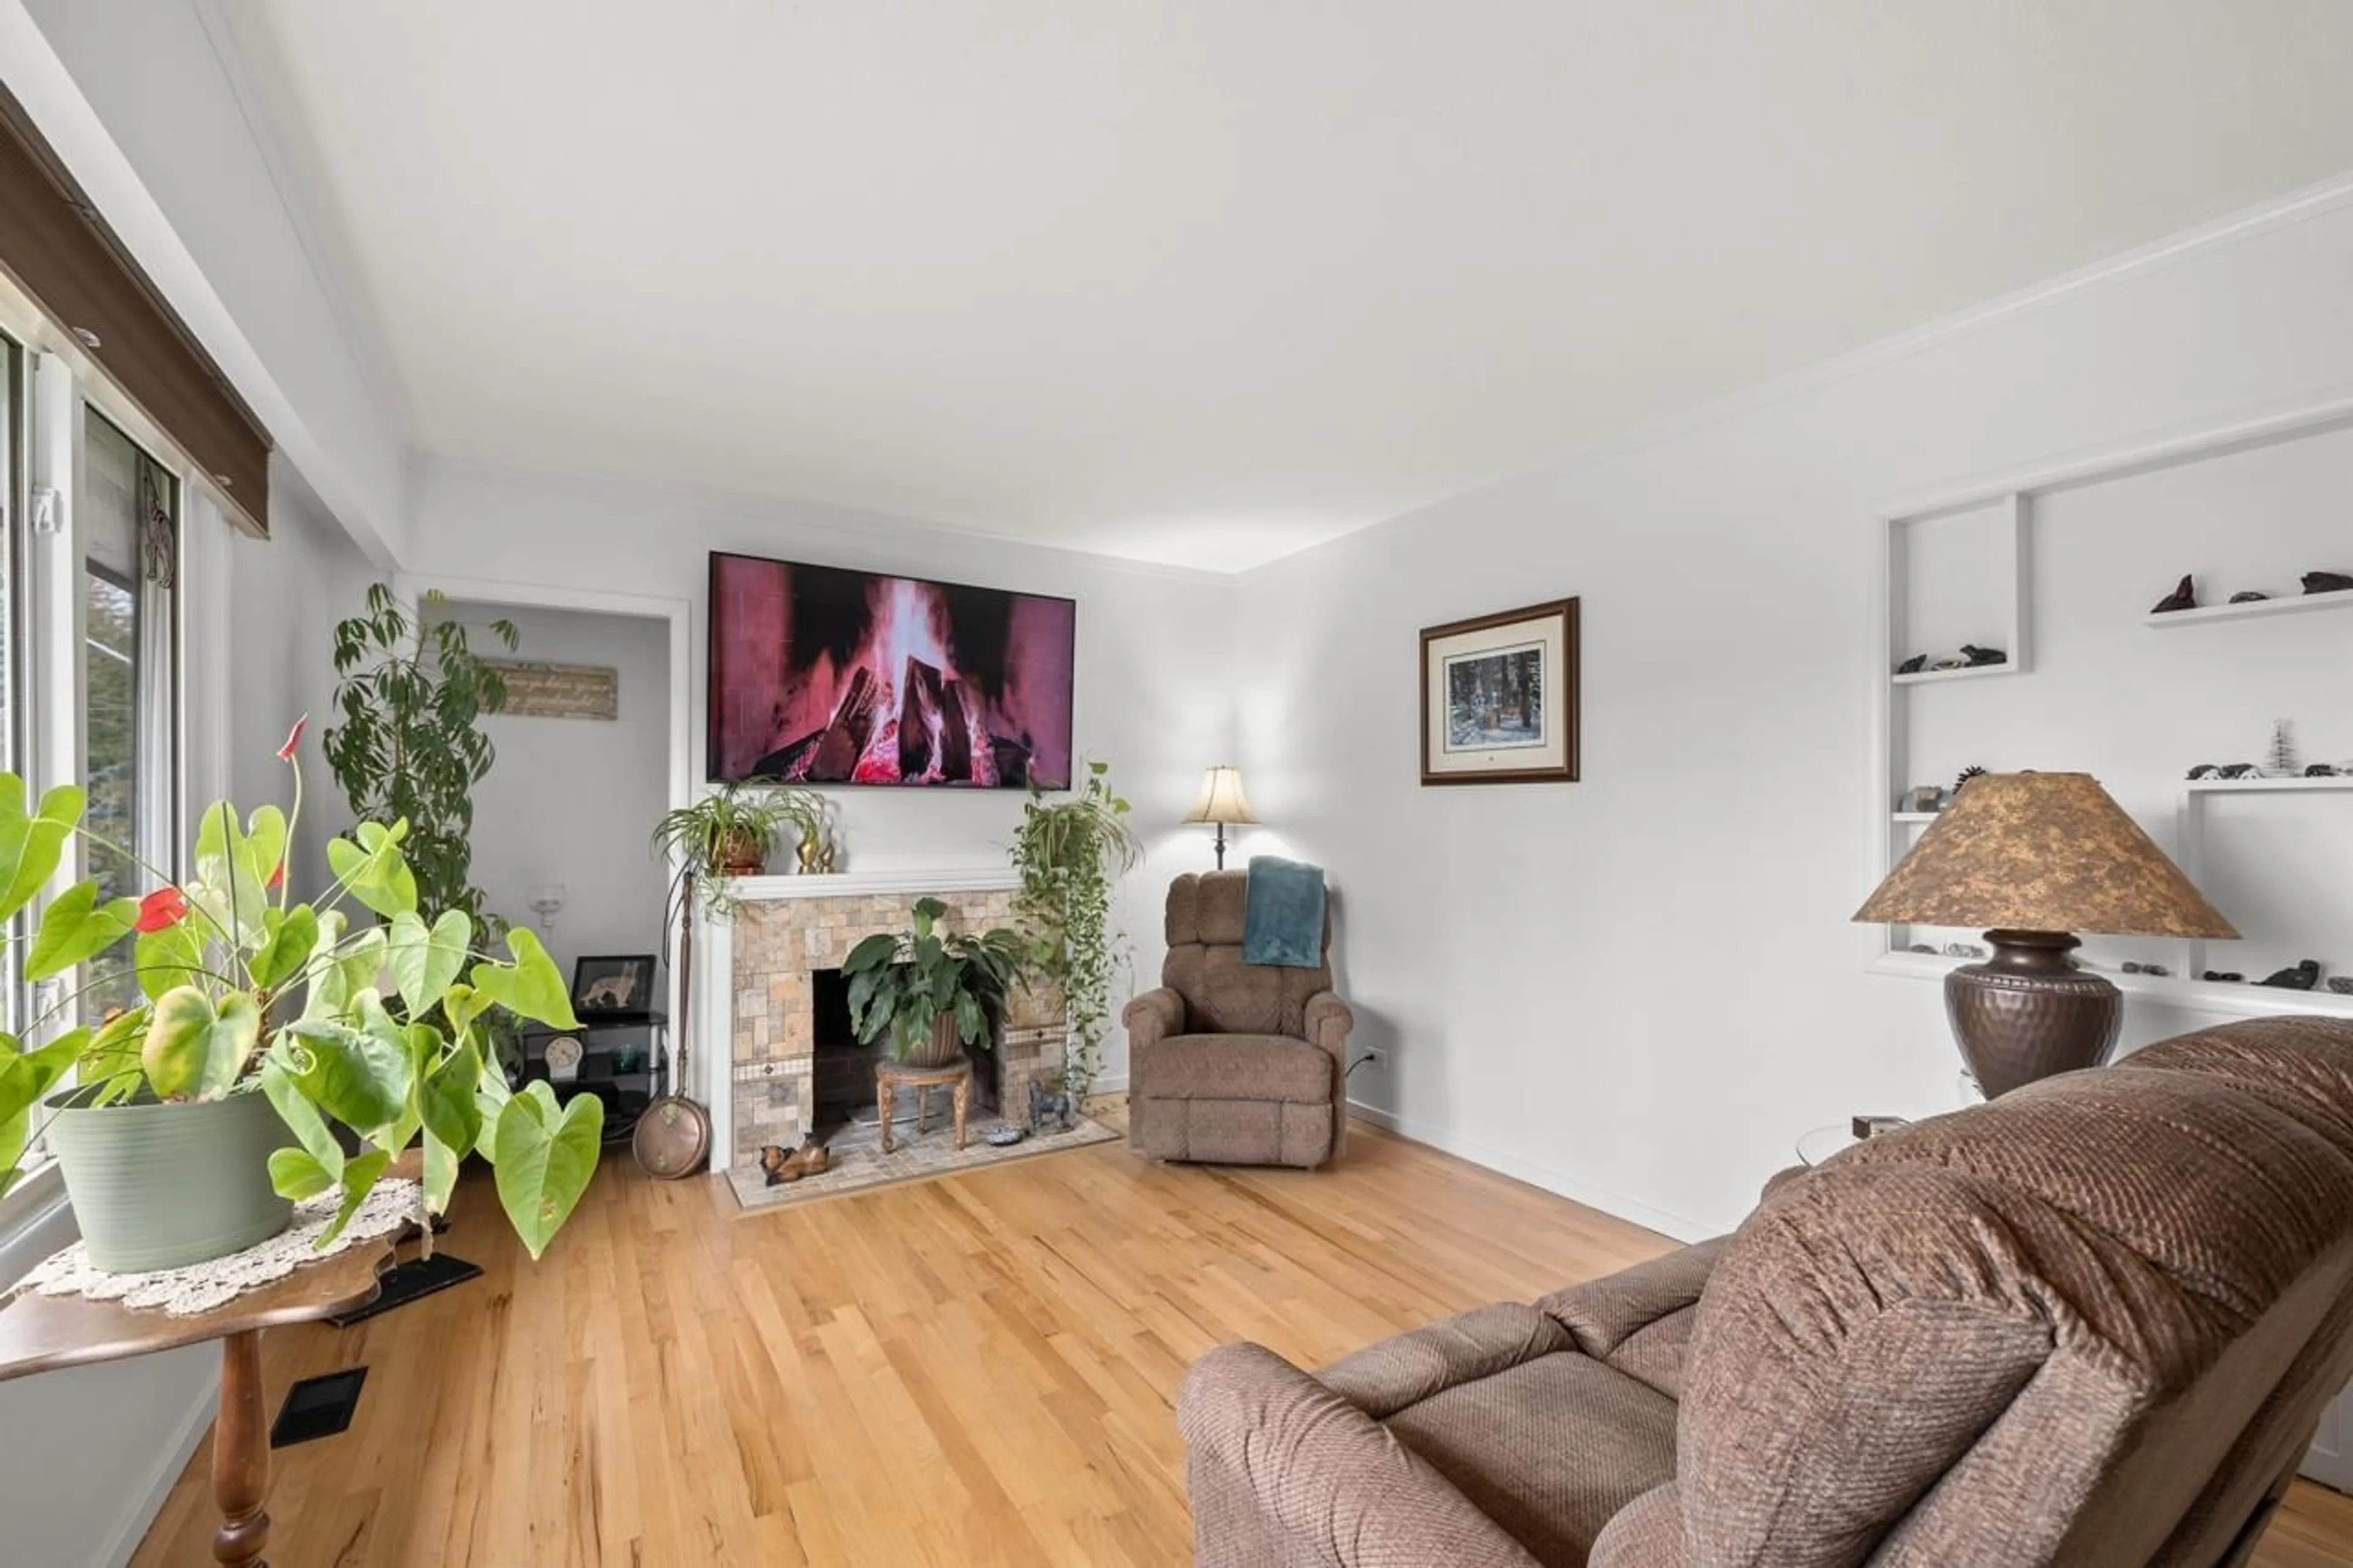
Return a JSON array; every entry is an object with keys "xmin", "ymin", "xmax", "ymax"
[{"xmin": 693, "ymin": 869, "xmax": 1066, "ymax": 1171}]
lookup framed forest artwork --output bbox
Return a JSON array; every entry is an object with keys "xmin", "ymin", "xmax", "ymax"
[{"xmin": 1419, "ymin": 597, "xmax": 1579, "ymax": 785}]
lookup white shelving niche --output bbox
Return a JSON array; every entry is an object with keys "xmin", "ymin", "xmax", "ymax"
[{"xmin": 1868, "ymin": 393, "xmax": 2353, "ymax": 1021}]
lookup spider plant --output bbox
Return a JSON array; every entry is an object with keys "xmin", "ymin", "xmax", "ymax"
[{"xmin": 650, "ymin": 779, "xmax": 824, "ymax": 920}]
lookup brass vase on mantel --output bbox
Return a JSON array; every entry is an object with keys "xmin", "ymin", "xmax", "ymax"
[{"xmin": 795, "ymin": 827, "xmax": 839, "ymax": 874}]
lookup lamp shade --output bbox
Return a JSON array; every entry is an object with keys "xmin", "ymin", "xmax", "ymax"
[
  {"xmin": 1854, "ymin": 771, "xmax": 2235, "ymax": 937},
  {"xmin": 1181, "ymin": 766, "xmax": 1260, "ymax": 827}
]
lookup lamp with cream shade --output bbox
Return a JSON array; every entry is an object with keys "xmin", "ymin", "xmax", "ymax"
[
  {"xmin": 1854, "ymin": 771, "xmax": 2237, "ymax": 1097},
  {"xmin": 1181, "ymin": 765, "xmax": 1260, "ymax": 869}
]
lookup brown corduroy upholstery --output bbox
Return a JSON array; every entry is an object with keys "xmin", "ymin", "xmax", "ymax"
[
  {"xmin": 1127, "ymin": 871, "xmax": 1352, "ymax": 1168},
  {"xmin": 1180, "ymin": 1017, "xmax": 2353, "ymax": 1566}
]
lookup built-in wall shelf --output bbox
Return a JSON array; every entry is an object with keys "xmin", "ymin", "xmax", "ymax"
[
  {"xmin": 1868, "ymin": 391, "xmax": 2353, "ymax": 1009},
  {"xmin": 2144, "ymin": 591, "xmax": 2353, "ymax": 630},
  {"xmin": 1868, "ymin": 949, "xmax": 2353, "ymax": 1021},
  {"xmin": 1891, "ymin": 663, "xmax": 2018, "ymax": 687},
  {"xmin": 2184, "ymin": 775, "xmax": 2353, "ymax": 794}
]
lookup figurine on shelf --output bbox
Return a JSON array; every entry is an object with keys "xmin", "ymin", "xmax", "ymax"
[
  {"xmin": 1906, "ymin": 943, "xmax": 1938, "ymax": 955},
  {"xmin": 2309, "ymin": 764, "xmax": 2344, "ymax": 778},
  {"xmin": 2203, "ymin": 971, "xmax": 2247, "ymax": 983},
  {"xmin": 2229, "ymin": 591, "xmax": 2272, "ymax": 604},
  {"xmin": 2121, "ymin": 961, "xmax": 2172, "ymax": 977},
  {"xmin": 1960, "ymin": 644, "xmax": 2007, "ymax": 667},
  {"xmin": 1895, "ymin": 654, "xmax": 1928, "ymax": 675},
  {"xmin": 2151, "ymin": 574, "xmax": 2197, "ymax": 613},
  {"xmin": 1943, "ymin": 942, "xmax": 1988, "ymax": 959},
  {"xmin": 2216, "ymin": 763, "xmax": 2260, "ymax": 779},
  {"xmin": 1928, "ymin": 655, "xmax": 1969, "ymax": 672},
  {"xmin": 1901, "ymin": 785, "xmax": 1946, "ymax": 813},
  {"xmin": 2330, "ymin": 977, "xmax": 2353, "ymax": 996},
  {"xmin": 2303, "ymin": 570, "xmax": 2353, "ymax": 596},
  {"xmin": 2187, "ymin": 764, "xmax": 2221, "ymax": 780},
  {"xmin": 2267, "ymin": 719, "xmax": 2301, "ymax": 778},
  {"xmin": 2257, "ymin": 960, "xmax": 2322, "ymax": 991}
]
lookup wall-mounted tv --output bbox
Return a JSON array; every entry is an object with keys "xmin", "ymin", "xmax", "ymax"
[{"xmin": 708, "ymin": 551, "xmax": 1076, "ymax": 788}]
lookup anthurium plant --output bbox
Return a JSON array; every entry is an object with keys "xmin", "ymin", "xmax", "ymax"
[{"xmin": 0, "ymin": 718, "xmax": 603, "ymax": 1261}]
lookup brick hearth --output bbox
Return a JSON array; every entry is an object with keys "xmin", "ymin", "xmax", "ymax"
[{"xmin": 724, "ymin": 881, "xmax": 1066, "ymax": 1166}]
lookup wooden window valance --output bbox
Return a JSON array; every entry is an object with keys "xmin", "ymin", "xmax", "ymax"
[{"xmin": 0, "ymin": 79, "xmax": 271, "ymax": 536}]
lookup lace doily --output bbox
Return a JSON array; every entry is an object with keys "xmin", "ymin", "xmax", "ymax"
[{"xmin": 10, "ymin": 1178, "xmax": 422, "ymax": 1317}]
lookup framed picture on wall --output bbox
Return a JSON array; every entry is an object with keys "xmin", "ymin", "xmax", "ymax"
[
  {"xmin": 1419, "ymin": 597, "xmax": 1580, "ymax": 784},
  {"xmin": 571, "ymin": 954, "xmax": 658, "ymax": 1020}
]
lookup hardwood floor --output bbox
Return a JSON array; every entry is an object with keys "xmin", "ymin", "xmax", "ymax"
[{"xmin": 130, "ymin": 1116, "xmax": 2353, "ymax": 1566}]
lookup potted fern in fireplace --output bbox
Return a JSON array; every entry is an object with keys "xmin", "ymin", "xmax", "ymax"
[{"xmin": 841, "ymin": 898, "xmax": 1028, "ymax": 1067}]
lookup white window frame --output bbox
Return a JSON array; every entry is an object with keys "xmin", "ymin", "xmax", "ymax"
[{"xmin": 0, "ymin": 270, "xmax": 228, "ymax": 1260}]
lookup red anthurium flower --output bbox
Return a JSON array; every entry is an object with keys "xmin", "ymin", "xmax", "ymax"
[
  {"xmin": 266, "ymin": 861, "xmax": 286, "ymax": 891},
  {"xmin": 277, "ymin": 714, "xmax": 308, "ymax": 762},
  {"xmin": 135, "ymin": 887, "xmax": 191, "ymax": 933}
]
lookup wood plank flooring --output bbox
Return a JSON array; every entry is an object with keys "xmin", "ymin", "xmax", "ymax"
[{"xmin": 128, "ymin": 1115, "xmax": 2353, "ymax": 1566}]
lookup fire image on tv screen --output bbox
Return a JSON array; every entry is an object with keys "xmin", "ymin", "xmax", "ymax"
[{"xmin": 708, "ymin": 552, "xmax": 1075, "ymax": 788}]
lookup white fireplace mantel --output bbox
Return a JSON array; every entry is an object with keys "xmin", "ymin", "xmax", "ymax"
[{"xmin": 721, "ymin": 867, "xmax": 1018, "ymax": 901}]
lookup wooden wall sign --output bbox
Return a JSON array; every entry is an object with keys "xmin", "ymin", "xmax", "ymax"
[{"xmin": 484, "ymin": 661, "xmax": 619, "ymax": 721}]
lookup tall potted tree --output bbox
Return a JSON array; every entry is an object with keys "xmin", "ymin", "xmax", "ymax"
[
  {"xmin": 1008, "ymin": 759, "xmax": 1142, "ymax": 1100},
  {"xmin": 324, "ymin": 584, "xmax": 515, "ymax": 939},
  {"xmin": 0, "ymin": 721, "xmax": 603, "ymax": 1271}
]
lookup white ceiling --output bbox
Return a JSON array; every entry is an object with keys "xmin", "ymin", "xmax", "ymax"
[{"xmin": 222, "ymin": 2, "xmax": 2353, "ymax": 571}]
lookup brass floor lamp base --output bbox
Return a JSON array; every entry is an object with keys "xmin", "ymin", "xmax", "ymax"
[{"xmin": 1944, "ymin": 929, "xmax": 2121, "ymax": 1098}]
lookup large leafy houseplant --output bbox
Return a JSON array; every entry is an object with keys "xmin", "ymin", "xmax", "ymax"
[
  {"xmin": 842, "ymin": 898, "xmax": 1026, "ymax": 1066},
  {"xmin": 650, "ymin": 779, "xmax": 824, "ymax": 920},
  {"xmin": 0, "ymin": 719, "xmax": 602, "ymax": 1263},
  {"xmin": 1009, "ymin": 759, "xmax": 1141, "ymax": 1100},
  {"xmin": 324, "ymin": 584, "xmax": 516, "ymax": 941}
]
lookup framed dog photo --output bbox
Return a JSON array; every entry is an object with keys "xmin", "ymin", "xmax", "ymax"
[
  {"xmin": 571, "ymin": 954, "xmax": 657, "ymax": 1020},
  {"xmin": 1419, "ymin": 597, "xmax": 1579, "ymax": 785}
]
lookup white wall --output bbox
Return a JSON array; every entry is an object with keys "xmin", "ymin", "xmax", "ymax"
[
  {"xmin": 229, "ymin": 470, "xmax": 375, "ymax": 887},
  {"xmin": 1233, "ymin": 186, "xmax": 2353, "ymax": 1242},
  {"xmin": 404, "ymin": 458, "xmax": 1239, "ymax": 1086},
  {"xmin": 455, "ymin": 601, "xmax": 672, "ymax": 973}
]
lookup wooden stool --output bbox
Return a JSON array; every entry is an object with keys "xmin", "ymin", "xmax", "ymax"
[{"xmin": 876, "ymin": 1058, "xmax": 973, "ymax": 1154}]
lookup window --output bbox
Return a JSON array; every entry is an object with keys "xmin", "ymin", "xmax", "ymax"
[
  {"xmin": 0, "ymin": 331, "xmax": 20, "ymax": 1043},
  {"xmin": 0, "ymin": 276, "xmax": 194, "ymax": 1209},
  {"xmin": 77, "ymin": 412, "xmax": 176, "ymax": 1017}
]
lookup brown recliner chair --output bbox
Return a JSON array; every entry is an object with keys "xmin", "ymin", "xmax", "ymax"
[
  {"xmin": 1180, "ymin": 1016, "xmax": 2353, "ymax": 1566},
  {"xmin": 1126, "ymin": 871, "xmax": 1352, "ymax": 1168}
]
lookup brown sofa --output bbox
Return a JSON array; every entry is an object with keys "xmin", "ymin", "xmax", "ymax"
[
  {"xmin": 1126, "ymin": 871, "xmax": 1353, "ymax": 1168},
  {"xmin": 1180, "ymin": 1016, "xmax": 2353, "ymax": 1566}
]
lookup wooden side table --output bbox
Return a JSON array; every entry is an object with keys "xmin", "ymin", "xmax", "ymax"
[
  {"xmin": 876, "ymin": 1058, "xmax": 972, "ymax": 1154},
  {"xmin": 0, "ymin": 1235, "xmax": 391, "ymax": 1567}
]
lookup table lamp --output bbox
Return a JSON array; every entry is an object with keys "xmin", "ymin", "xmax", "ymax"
[
  {"xmin": 1181, "ymin": 765, "xmax": 1259, "ymax": 869},
  {"xmin": 1853, "ymin": 771, "xmax": 2237, "ymax": 1097}
]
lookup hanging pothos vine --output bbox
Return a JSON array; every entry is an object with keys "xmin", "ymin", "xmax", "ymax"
[{"xmin": 1008, "ymin": 759, "xmax": 1142, "ymax": 1101}]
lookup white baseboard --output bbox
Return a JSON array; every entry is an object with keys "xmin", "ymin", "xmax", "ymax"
[
  {"xmin": 1346, "ymin": 1098, "xmax": 1716, "ymax": 1245},
  {"xmin": 94, "ymin": 1360, "xmax": 217, "ymax": 1568}
]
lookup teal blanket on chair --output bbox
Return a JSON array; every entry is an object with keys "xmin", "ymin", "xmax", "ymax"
[{"xmin": 1243, "ymin": 856, "xmax": 1326, "ymax": 968}]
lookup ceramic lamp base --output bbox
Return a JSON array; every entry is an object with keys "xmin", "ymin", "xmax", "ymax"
[{"xmin": 1942, "ymin": 929, "xmax": 2121, "ymax": 1098}]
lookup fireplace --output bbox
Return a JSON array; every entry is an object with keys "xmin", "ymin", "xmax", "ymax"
[
  {"xmin": 705, "ymin": 870, "xmax": 1066, "ymax": 1169},
  {"xmin": 808, "ymin": 967, "xmax": 1005, "ymax": 1132}
]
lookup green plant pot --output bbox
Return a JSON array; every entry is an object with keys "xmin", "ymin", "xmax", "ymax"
[{"xmin": 45, "ymin": 1086, "xmax": 296, "ymax": 1273}]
